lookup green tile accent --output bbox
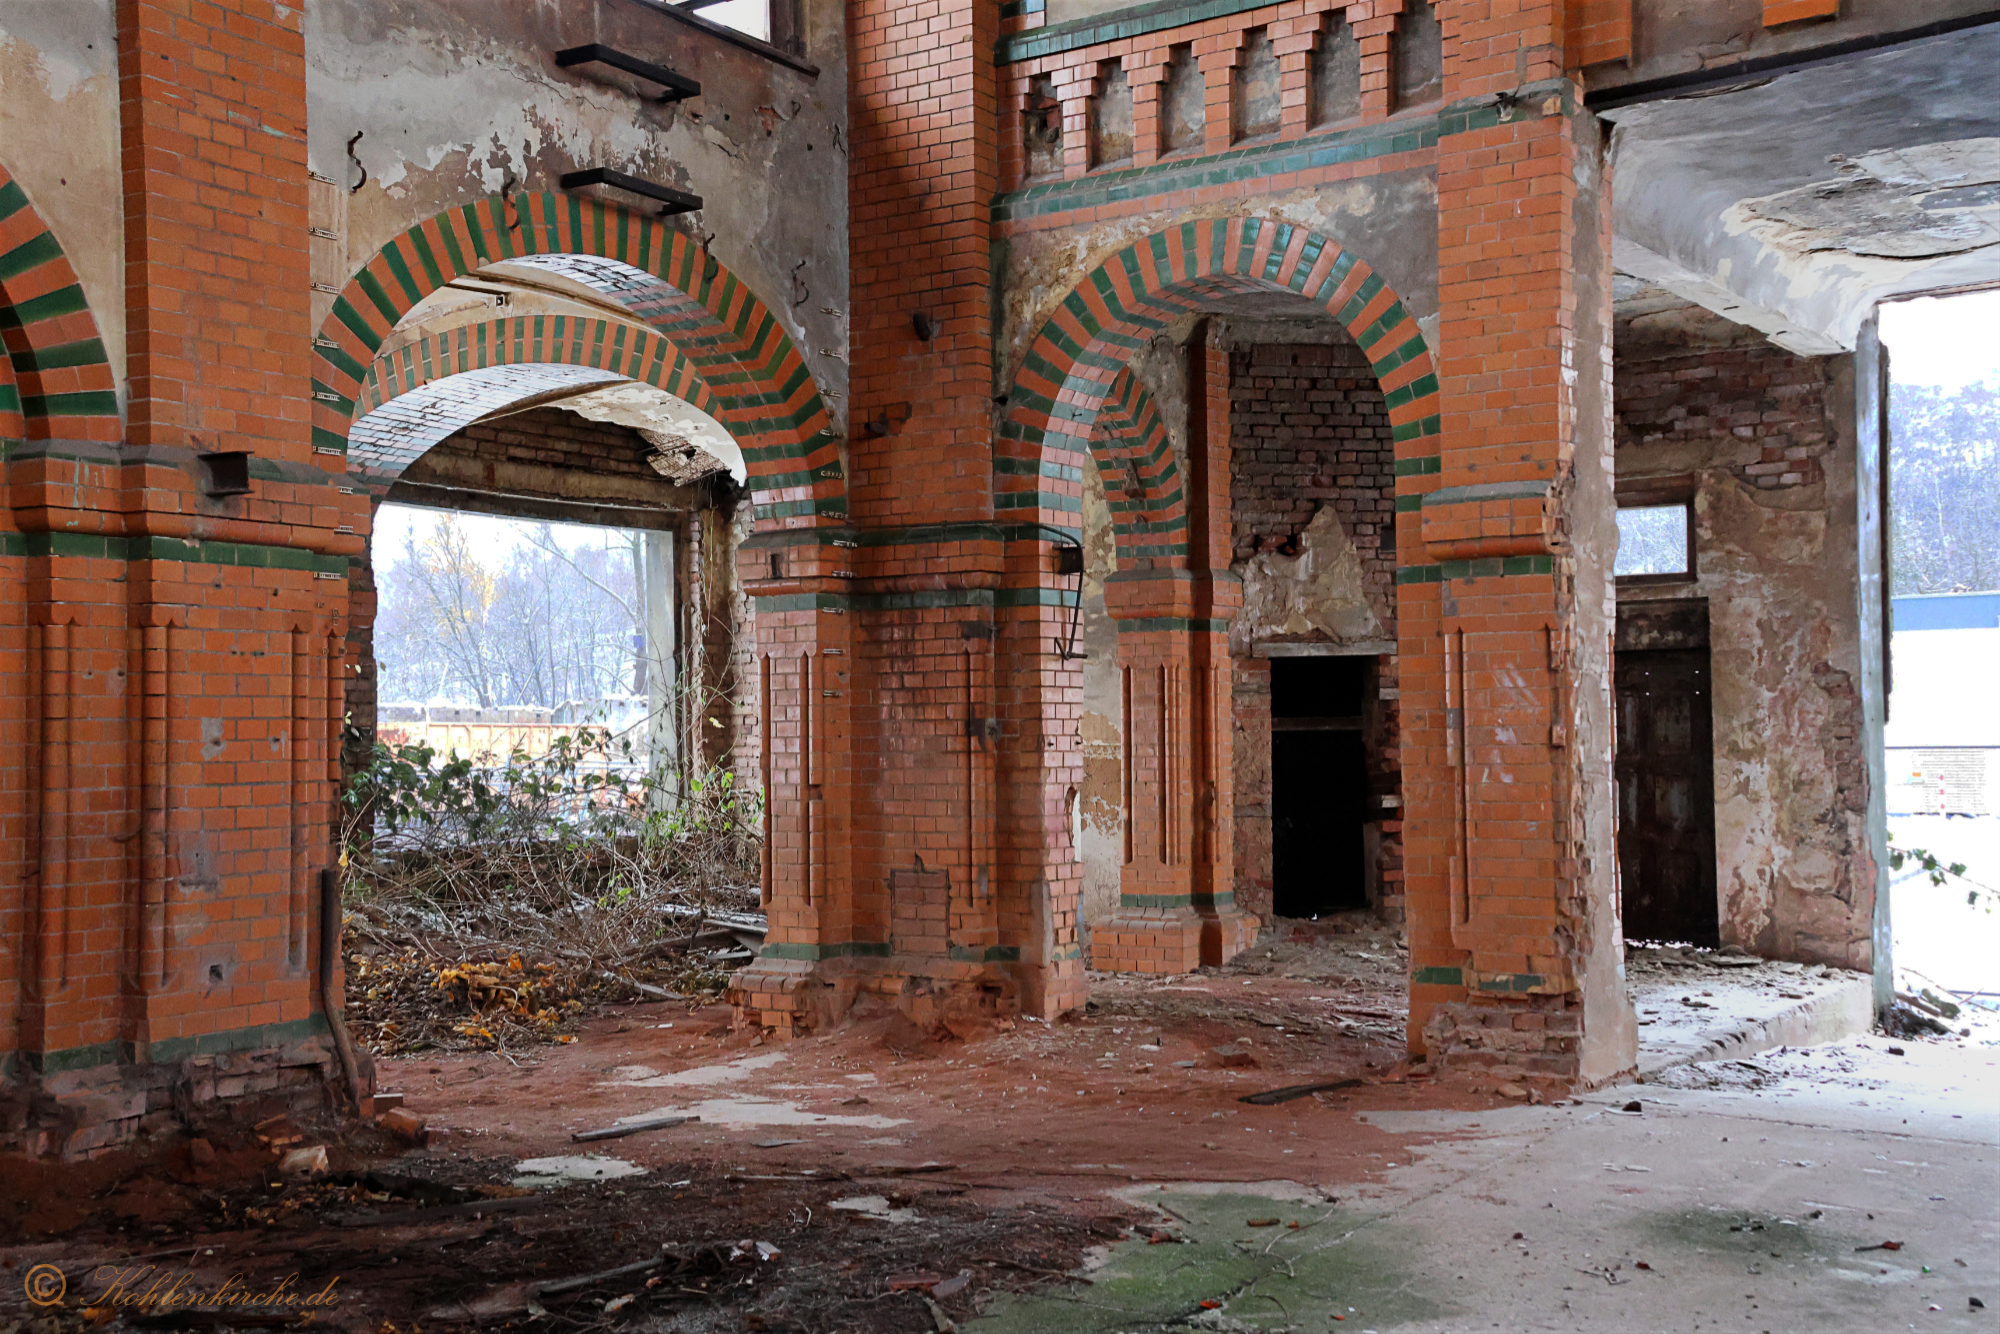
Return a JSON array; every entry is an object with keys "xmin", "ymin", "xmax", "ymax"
[
  {"xmin": 1392, "ymin": 414, "xmax": 1443, "ymax": 443},
  {"xmin": 1394, "ymin": 494, "xmax": 1424, "ymax": 512},
  {"xmin": 1118, "ymin": 893, "xmax": 1194, "ymax": 910},
  {"xmin": 1477, "ymin": 972, "xmax": 1547, "ymax": 994},
  {"xmin": 1393, "ymin": 455, "xmax": 1441, "ymax": 477},
  {"xmin": 1441, "ymin": 554, "xmax": 1554, "ymax": 580},
  {"xmin": 21, "ymin": 390, "xmax": 119, "ymax": 418},
  {"xmin": 1395, "ymin": 564, "xmax": 1442, "ymax": 585},
  {"xmin": 949, "ymin": 945, "xmax": 1023, "ymax": 963},
  {"xmin": 0, "ymin": 229, "xmax": 65, "ymax": 282},
  {"xmin": 1002, "ymin": 0, "xmax": 1296, "ymax": 62},
  {"xmin": 27, "ymin": 1015, "xmax": 331, "ymax": 1074},
  {"xmin": 1110, "ymin": 616, "xmax": 1231, "ymax": 634},
  {"xmin": 1412, "ymin": 965, "xmax": 1463, "ymax": 986},
  {"xmin": 17, "ymin": 531, "xmax": 348, "ymax": 574},
  {"xmin": 757, "ymin": 941, "xmax": 894, "ymax": 961},
  {"xmin": 994, "ymin": 118, "xmax": 1440, "ymax": 224}
]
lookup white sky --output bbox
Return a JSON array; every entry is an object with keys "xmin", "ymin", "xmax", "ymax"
[
  {"xmin": 372, "ymin": 504, "xmax": 640, "ymax": 573},
  {"xmin": 1880, "ymin": 288, "xmax": 2000, "ymax": 390}
]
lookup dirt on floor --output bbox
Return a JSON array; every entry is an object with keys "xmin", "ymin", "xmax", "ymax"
[{"xmin": 0, "ymin": 916, "xmax": 1479, "ymax": 1334}]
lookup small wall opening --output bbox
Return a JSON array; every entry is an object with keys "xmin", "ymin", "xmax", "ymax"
[
  {"xmin": 1090, "ymin": 59, "xmax": 1134, "ymax": 169},
  {"xmin": 1233, "ymin": 28, "xmax": 1281, "ymax": 142},
  {"xmin": 1310, "ymin": 15, "xmax": 1361, "ymax": 127},
  {"xmin": 1392, "ymin": 0, "xmax": 1444, "ymax": 111},
  {"xmin": 1270, "ymin": 655, "xmax": 1371, "ymax": 917},
  {"xmin": 1161, "ymin": 43, "xmax": 1204, "ymax": 154},
  {"xmin": 1024, "ymin": 74, "xmax": 1064, "ymax": 179}
]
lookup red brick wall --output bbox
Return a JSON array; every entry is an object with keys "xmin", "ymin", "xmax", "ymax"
[
  {"xmin": 1614, "ymin": 344, "xmax": 1836, "ymax": 492},
  {"xmin": 118, "ymin": 0, "xmax": 312, "ymax": 463},
  {"xmin": 1228, "ymin": 340, "xmax": 1398, "ymax": 628}
]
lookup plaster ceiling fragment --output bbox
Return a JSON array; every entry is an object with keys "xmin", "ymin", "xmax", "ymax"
[
  {"xmin": 553, "ymin": 382, "xmax": 745, "ymax": 484},
  {"xmin": 1730, "ymin": 137, "xmax": 2000, "ymax": 261}
]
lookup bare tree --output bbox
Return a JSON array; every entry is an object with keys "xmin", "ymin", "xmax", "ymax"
[{"xmin": 1891, "ymin": 380, "xmax": 2000, "ymax": 596}]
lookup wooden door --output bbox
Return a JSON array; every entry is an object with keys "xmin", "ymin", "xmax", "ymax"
[{"xmin": 1614, "ymin": 648, "xmax": 1719, "ymax": 946}]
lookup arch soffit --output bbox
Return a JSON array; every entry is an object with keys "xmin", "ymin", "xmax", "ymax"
[
  {"xmin": 1000, "ymin": 217, "xmax": 1442, "ymax": 550},
  {"xmin": 1087, "ymin": 366, "xmax": 1186, "ymax": 566},
  {"xmin": 349, "ymin": 315, "xmax": 731, "ymax": 487},
  {"xmin": 315, "ymin": 193, "xmax": 841, "ymax": 526}
]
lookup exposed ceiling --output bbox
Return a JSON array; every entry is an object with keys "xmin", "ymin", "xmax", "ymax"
[{"xmin": 1606, "ymin": 24, "xmax": 2000, "ymax": 354}]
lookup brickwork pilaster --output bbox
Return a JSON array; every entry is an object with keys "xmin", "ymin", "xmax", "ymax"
[{"xmin": 1401, "ymin": 0, "xmax": 1632, "ymax": 1090}]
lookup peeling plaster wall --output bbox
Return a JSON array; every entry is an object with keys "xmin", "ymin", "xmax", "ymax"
[
  {"xmin": 1614, "ymin": 317, "xmax": 1875, "ymax": 972},
  {"xmin": 0, "ymin": 0, "xmax": 124, "ymax": 402},
  {"xmin": 306, "ymin": 0, "xmax": 849, "ymax": 428}
]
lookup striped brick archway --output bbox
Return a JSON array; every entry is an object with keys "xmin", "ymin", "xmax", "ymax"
[
  {"xmin": 313, "ymin": 193, "xmax": 841, "ymax": 527},
  {"xmin": 0, "ymin": 162, "xmax": 120, "ymax": 446},
  {"xmin": 999, "ymin": 216, "xmax": 1440, "ymax": 976},
  {"xmin": 1087, "ymin": 366, "xmax": 1187, "ymax": 567},
  {"xmin": 999, "ymin": 216, "xmax": 1441, "ymax": 554},
  {"xmin": 347, "ymin": 315, "xmax": 728, "ymax": 483}
]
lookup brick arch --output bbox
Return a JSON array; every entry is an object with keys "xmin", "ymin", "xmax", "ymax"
[
  {"xmin": 1087, "ymin": 366, "xmax": 1186, "ymax": 566},
  {"xmin": 348, "ymin": 315, "xmax": 728, "ymax": 482},
  {"xmin": 313, "ymin": 193, "xmax": 841, "ymax": 527},
  {"xmin": 0, "ymin": 162, "xmax": 119, "ymax": 444},
  {"xmin": 999, "ymin": 217, "xmax": 1440, "ymax": 553}
]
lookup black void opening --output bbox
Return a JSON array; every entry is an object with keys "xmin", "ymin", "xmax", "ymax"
[
  {"xmin": 1614, "ymin": 599, "xmax": 1720, "ymax": 947},
  {"xmin": 1270, "ymin": 655, "xmax": 1370, "ymax": 917}
]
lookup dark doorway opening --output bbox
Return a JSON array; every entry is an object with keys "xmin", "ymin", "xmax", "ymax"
[
  {"xmin": 1614, "ymin": 600, "xmax": 1719, "ymax": 946},
  {"xmin": 1270, "ymin": 655, "xmax": 1370, "ymax": 916}
]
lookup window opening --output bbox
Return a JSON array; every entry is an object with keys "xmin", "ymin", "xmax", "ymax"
[{"xmin": 1615, "ymin": 501, "xmax": 1693, "ymax": 580}]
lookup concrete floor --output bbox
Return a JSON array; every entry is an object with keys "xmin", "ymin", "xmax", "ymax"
[{"xmin": 975, "ymin": 1037, "xmax": 1999, "ymax": 1332}]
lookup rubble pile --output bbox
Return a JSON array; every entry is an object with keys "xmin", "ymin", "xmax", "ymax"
[{"xmin": 339, "ymin": 731, "xmax": 765, "ymax": 1055}]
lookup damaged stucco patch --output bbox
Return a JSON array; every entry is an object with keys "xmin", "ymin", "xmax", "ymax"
[
  {"xmin": 1076, "ymin": 453, "xmax": 1124, "ymax": 941},
  {"xmin": 1615, "ymin": 334, "xmax": 1874, "ymax": 971},
  {"xmin": 1731, "ymin": 138, "xmax": 2000, "ymax": 261},
  {"xmin": 1232, "ymin": 507, "xmax": 1386, "ymax": 653}
]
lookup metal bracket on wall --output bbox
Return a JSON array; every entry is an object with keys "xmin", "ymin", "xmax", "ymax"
[
  {"xmin": 554, "ymin": 44, "xmax": 701, "ymax": 103},
  {"xmin": 558, "ymin": 167, "xmax": 704, "ymax": 217}
]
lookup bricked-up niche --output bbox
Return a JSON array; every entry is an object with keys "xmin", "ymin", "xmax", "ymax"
[
  {"xmin": 1311, "ymin": 13, "xmax": 1362, "ymax": 128},
  {"xmin": 1091, "ymin": 60, "xmax": 1133, "ymax": 168},
  {"xmin": 1160, "ymin": 44, "xmax": 1204, "ymax": 154},
  {"xmin": 1392, "ymin": 0, "xmax": 1445, "ymax": 111},
  {"xmin": 1228, "ymin": 341, "xmax": 1396, "ymax": 616},
  {"xmin": 1234, "ymin": 29, "xmax": 1282, "ymax": 142},
  {"xmin": 1226, "ymin": 341, "xmax": 1404, "ymax": 925},
  {"xmin": 1024, "ymin": 73, "xmax": 1064, "ymax": 179}
]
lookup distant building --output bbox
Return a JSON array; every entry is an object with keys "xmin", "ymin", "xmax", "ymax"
[{"xmin": 1886, "ymin": 593, "xmax": 2000, "ymax": 816}]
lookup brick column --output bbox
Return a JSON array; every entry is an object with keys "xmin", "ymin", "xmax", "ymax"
[
  {"xmin": 1093, "ymin": 333, "xmax": 1255, "ymax": 973},
  {"xmin": 1401, "ymin": 1, "xmax": 1632, "ymax": 1092},
  {"xmin": 734, "ymin": 0, "xmax": 1086, "ymax": 1031}
]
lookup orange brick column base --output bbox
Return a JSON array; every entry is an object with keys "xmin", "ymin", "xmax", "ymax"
[{"xmin": 1090, "ymin": 568, "xmax": 1257, "ymax": 975}]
